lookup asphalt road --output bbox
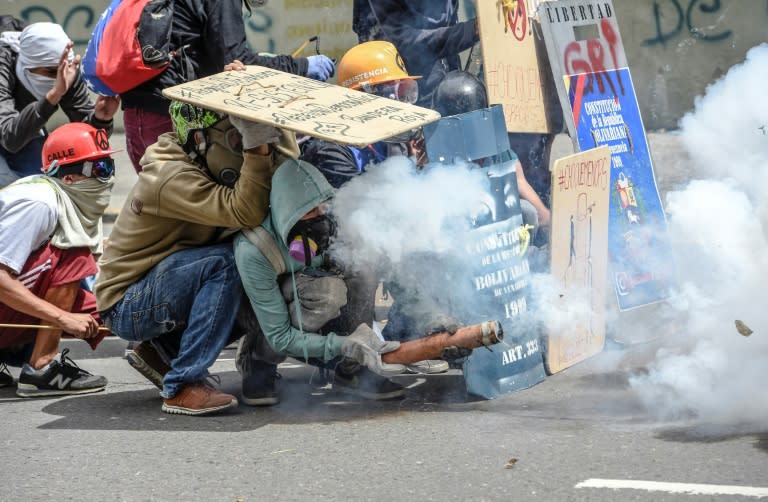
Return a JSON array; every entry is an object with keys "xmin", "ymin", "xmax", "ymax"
[
  {"xmin": 1, "ymin": 340, "xmax": 766, "ymax": 501},
  {"xmin": 3, "ymin": 132, "xmax": 766, "ymax": 501}
]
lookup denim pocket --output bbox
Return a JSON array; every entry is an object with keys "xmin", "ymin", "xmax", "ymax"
[{"xmin": 131, "ymin": 303, "xmax": 178, "ymax": 338}]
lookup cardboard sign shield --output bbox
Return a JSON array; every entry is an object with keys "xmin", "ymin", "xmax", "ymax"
[
  {"xmin": 423, "ymin": 105, "xmax": 547, "ymax": 399},
  {"xmin": 476, "ymin": 0, "xmax": 557, "ymax": 133},
  {"xmin": 162, "ymin": 66, "xmax": 441, "ymax": 147},
  {"xmin": 545, "ymin": 146, "xmax": 611, "ymax": 374}
]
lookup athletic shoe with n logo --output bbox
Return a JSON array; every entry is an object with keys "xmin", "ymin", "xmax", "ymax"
[{"xmin": 16, "ymin": 348, "xmax": 107, "ymax": 397}]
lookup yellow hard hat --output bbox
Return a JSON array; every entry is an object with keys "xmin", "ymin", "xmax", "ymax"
[{"xmin": 337, "ymin": 41, "xmax": 420, "ymax": 90}]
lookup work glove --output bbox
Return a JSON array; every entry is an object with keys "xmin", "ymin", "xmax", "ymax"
[
  {"xmin": 306, "ymin": 55, "xmax": 335, "ymax": 81},
  {"xmin": 341, "ymin": 324, "xmax": 405, "ymax": 377},
  {"xmin": 229, "ymin": 115, "xmax": 280, "ymax": 151}
]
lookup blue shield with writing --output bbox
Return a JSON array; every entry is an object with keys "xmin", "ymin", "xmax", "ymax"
[{"xmin": 424, "ymin": 105, "xmax": 547, "ymax": 398}]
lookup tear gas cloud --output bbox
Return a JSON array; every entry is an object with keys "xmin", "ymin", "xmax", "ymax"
[
  {"xmin": 328, "ymin": 156, "xmax": 523, "ymax": 329},
  {"xmin": 628, "ymin": 43, "xmax": 768, "ymax": 425},
  {"xmin": 329, "ymin": 156, "xmax": 489, "ymax": 268},
  {"xmin": 327, "ymin": 43, "xmax": 768, "ymax": 426}
]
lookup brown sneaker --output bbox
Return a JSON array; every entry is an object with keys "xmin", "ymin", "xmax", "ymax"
[
  {"xmin": 161, "ymin": 382, "xmax": 238, "ymax": 416},
  {"xmin": 126, "ymin": 341, "xmax": 171, "ymax": 389}
]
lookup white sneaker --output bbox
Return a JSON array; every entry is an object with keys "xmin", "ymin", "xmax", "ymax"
[{"xmin": 404, "ymin": 360, "xmax": 449, "ymax": 374}]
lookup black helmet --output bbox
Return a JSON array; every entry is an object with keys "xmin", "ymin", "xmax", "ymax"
[
  {"xmin": 432, "ymin": 71, "xmax": 489, "ymax": 117},
  {"xmin": 299, "ymin": 138, "xmax": 360, "ymax": 189}
]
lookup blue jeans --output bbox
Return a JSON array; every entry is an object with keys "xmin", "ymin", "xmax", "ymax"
[
  {"xmin": 102, "ymin": 244, "xmax": 243, "ymax": 398},
  {"xmin": 0, "ymin": 136, "xmax": 46, "ymax": 188}
]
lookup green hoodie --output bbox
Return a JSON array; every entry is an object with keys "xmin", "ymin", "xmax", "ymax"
[{"xmin": 233, "ymin": 159, "xmax": 340, "ymax": 362}]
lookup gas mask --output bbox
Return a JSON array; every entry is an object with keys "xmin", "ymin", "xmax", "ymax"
[
  {"xmin": 190, "ymin": 118, "xmax": 245, "ymax": 187},
  {"xmin": 287, "ymin": 214, "xmax": 337, "ymax": 266}
]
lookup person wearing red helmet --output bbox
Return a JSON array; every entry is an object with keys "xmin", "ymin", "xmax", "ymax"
[{"xmin": 0, "ymin": 122, "xmax": 118, "ymax": 397}]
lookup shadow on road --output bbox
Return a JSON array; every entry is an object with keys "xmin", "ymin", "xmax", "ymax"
[
  {"xmin": 655, "ymin": 424, "xmax": 768, "ymax": 456},
  {"xmin": 32, "ymin": 369, "xmax": 481, "ymax": 432}
]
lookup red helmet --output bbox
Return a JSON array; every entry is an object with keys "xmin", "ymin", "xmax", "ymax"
[{"xmin": 41, "ymin": 122, "xmax": 121, "ymax": 176}]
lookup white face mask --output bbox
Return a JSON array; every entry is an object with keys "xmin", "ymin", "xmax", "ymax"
[
  {"xmin": 20, "ymin": 70, "xmax": 55, "ymax": 100},
  {"xmin": 14, "ymin": 22, "xmax": 72, "ymax": 101}
]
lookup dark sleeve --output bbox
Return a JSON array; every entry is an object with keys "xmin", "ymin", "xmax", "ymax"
[
  {"xmin": 60, "ymin": 77, "xmax": 114, "ymax": 137},
  {"xmin": 370, "ymin": 0, "xmax": 478, "ymax": 62},
  {"xmin": 0, "ymin": 47, "xmax": 57, "ymax": 153},
  {"xmin": 204, "ymin": 0, "xmax": 309, "ymax": 76}
]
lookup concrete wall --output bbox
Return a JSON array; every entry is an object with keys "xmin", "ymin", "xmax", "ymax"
[{"xmin": 4, "ymin": 0, "xmax": 766, "ymax": 130}]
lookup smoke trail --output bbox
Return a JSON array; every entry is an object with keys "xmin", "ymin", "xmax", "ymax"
[{"xmin": 629, "ymin": 44, "xmax": 768, "ymax": 424}]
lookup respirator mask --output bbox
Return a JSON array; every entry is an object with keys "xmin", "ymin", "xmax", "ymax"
[
  {"xmin": 287, "ymin": 213, "xmax": 337, "ymax": 266},
  {"xmin": 191, "ymin": 117, "xmax": 245, "ymax": 187}
]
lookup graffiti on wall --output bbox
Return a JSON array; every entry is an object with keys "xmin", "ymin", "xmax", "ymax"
[
  {"xmin": 18, "ymin": 5, "xmax": 98, "ymax": 48},
  {"xmin": 244, "ymin": 9, "xmax": 276, "ymax": 55},
  {"xmin": 642, "ymin": 0, "xmax": 733, "ymax": 46}
]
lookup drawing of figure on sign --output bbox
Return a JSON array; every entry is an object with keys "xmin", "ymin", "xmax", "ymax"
[{"xmin": 312, "ymin": 122, "xmax": 353, "ymax": 139}]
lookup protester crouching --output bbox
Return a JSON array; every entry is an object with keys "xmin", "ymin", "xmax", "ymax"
[
  {"xmin": 0, "ymin": 123, "xmax": 118, "ymax": 396},
  {"xmin": 94, "ymin": 100, "xmax": 299, "ymax": 416},
  {"xmin": 233, "ymin": 159, "xmax": 406, "ymax": 406}
]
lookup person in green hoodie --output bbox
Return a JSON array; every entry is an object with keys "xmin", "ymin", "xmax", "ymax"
[
  {"xmin": 233, "ymin": 159, "xmax": 406, "ymax": 406},
  {"xmin": 96, "ymin": 101, "xmax": 300, "ymax": 416}
]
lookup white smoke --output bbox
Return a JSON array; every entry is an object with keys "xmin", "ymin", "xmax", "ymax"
[
  {"xmin": 629, "ymin": 44, "xmax": 768, "ymax": 424},
  {"xmin": 329, "ymin": 156, "xmax": 489, "ymax": 269}
]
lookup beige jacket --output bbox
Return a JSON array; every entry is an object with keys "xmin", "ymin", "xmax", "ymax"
[{"xmin": 95, "ymin": 131, "xmax": 298, "ymax": 311}]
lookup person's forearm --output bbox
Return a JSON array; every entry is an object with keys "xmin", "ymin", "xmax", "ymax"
[
  {"xmin": 264, "ymin": 324, "xmax": 342, "ymax": 362},
  {"xmin": 0, "ymin": 99, "xmax": 54, "ymax": 153},
  {"xmin": 0, "ymin": 270, "xmax": 68, "ymax": 326}
]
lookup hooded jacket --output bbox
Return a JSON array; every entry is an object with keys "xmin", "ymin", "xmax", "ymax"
[
  {"xmin": 95, "ymin": 130, "xmax": 299, "ymax": 311},
  {"xmin": 120, "ymin": 0, "xmax": 309, "ymax": 114},
  {"xmin": 0, "ymin": 44, "xmax": 112, "ymax": 154},
  {"xmin": 233, "ymin": 159, "xmax": 341, "ymax": 362}
]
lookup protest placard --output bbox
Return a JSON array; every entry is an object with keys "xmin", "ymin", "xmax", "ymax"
[{"xmin": 162, "ymin": 66, "xmax": 441, "ymax": 147}]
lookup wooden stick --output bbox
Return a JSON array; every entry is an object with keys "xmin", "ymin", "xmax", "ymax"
[{"xmin": 0, "ymin": 323, "xmax": 111, "ymax": 332}]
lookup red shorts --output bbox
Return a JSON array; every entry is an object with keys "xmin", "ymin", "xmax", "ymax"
[{"xmin": 0, "ymin": 243, "xmax": 105, "ymax": 350}]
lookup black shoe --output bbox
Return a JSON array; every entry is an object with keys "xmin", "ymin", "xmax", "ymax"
[
  {"xmin": 334, "ymin": 367, "xmax": 405, "ymax": 400},
  {"xmin": 126, "ymin": 340, "xmax": 171, "ymax": 390},
  {"xmin": 0, "ymin": 363, "xmax": 13, "ymax": 388},
  {"xmin": 241, "ymin": 362, "xmax": 281, "ymax": 406},
  {"xmin": 16, "ymin": 349, "xmax": 107, "ymax": 397}
]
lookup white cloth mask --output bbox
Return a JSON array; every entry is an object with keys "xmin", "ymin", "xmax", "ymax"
[{"xmin": 14, "ymin": 22, "xmax": 71, "ymax": 100}]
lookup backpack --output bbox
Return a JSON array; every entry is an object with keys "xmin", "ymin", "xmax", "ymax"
[{"xmin": 81, "ymin": 0, "xmax": 175, "ymax": 96}]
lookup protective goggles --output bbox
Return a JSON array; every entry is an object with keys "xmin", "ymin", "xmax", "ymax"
[
  {"xmin": 81, "ymin": 157, "xmax": 116, "ymax": 180},
  {"xmin": 46, "ymin": 157, "xmax": 115, "ymax": 181},
  {"xmin": 361, "ymin": 79, "xmax": 419, "ymax": 104}
]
